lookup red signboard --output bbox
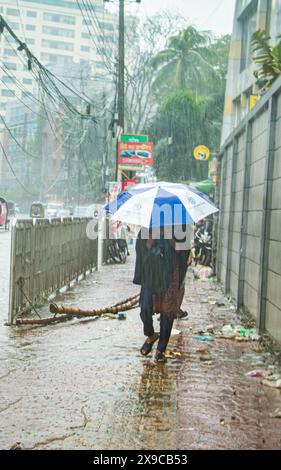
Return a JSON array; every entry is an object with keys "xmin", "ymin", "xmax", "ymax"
[{"xmin": 118, "ymin": 142, "xmax": 154, "ymax": 167}]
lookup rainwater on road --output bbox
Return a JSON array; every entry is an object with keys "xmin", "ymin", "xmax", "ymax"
[{"xmin": 0, "ymin": 233, "xmax": 281, "ymax": 450}]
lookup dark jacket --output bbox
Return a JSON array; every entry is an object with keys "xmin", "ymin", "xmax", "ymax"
[{"xmin": 133, "ymin": 232, "xmax": 187, "ymax": 294}]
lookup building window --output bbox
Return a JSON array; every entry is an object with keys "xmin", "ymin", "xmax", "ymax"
[
  {"xmin": 7, "ymin": 8, "xmax": 20, "ymax": 16},
  {"xmin": 43, "ymin": 13, "xmax": 75, "ymax": 25},
  {"xmin": 9, "ymin": 22, "xmax": 20, "ymax": 30},
  {"xmin": 80, "ymin": 45, "xmax": 90, "ymax": 52},
  {"xmin": 1, "ymin": 89, "xmax": 15, "ymax": 97},
  {"xmin": 26, "ymin": 24, "xmax": 36, "ymax": 31},
  {"xmin": 95, "ymin": 61, "xmax": 104, "ymax": 68},
  {"xmin": 27, "ymin": 11, "xmax": 37, "ymax": 18},
  {"xmin": 82, "ymin": 18, "xmax": 92, "ymax": 26},
  {"xmin": 100, "ymin": 22, "xmax": 114, "ymax": 31},
  {"xmin": 23, "ymin": 78, "xmax": 32, "ymax": 85},
  {"xmin": 42, "ymin": 40, "xmax": 74, "ymax": 51},
  {"xmin": 3, "ymin": 62, "xmax": 17, "ymax": 70},
  {"xmin": 41, "ymin": 53, "xmax": 73, "ymax": 64},
  {"xmin": 4, "ymin": 49, "xmax": 17, "ymax": 57},
  {"xmin": 26, "ymin": 38, "xmax": 35, "ymax": 45},
  {"xmin": 240, "ymin": 1, "xmax": 258, "ymax": 72},
  {"xmin": 82, "ymin": 32, "xmax": 90, "ymax": 39},
  {"xmin": 42, "ymin": 26, "xmax": 75, "ymax": 38},
  {"xmin": 2, "ymin": 76, "xmax": 15, "ymax": 83}
]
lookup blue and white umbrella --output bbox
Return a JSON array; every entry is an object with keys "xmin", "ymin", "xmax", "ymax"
[{"xmin": 105, "ymin": 181, "xmax": 219, "ymax": 228}]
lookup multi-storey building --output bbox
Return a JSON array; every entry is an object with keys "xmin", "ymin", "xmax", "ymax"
[
  {"xmin": 0, "ymin": 0, "xmax": 117, "ymax": 197},
  {"xmin": 0, "ymin": 0, "xmax": 117, "ymax": 117},
  {"xmin": 221, "ymin": 0, "xmax": 281, "ymax": 144}
]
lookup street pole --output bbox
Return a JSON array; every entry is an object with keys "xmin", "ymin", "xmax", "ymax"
[
  {"xmin": 115, "ymin": 0, "xmax": 125, "ymax": 182},
  {"xmin": 118, "ymin": 0, "xmax": 125, "ymax": 132},
  {"xmin": 104, "ymin": 0, "xmax": 141, "ymax": 181}
]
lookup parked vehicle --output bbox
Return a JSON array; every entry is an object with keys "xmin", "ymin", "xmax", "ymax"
[
  {"xmin": 46, "ymin": 202, "xmax": 64, "ymax": 218},
  {"xmin": 194, "ymin": 219, "xmax": 213, "ymax": 267},
  {"xmin": 0, "ymin": 197, "xmax": 9, "ymax": 230},
  {"xmin": 30, "ymin": 202, "xmax": 45, "ymax": 218}
]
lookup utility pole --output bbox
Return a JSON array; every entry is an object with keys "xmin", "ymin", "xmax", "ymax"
[
  {"xmin": 102, "ymin": 91, "xmax": 109, "ymax": 197},
  {"xmin": 104, "ymin": 0, "xmax": 141, "ymax": 181},
  {"xmin": 118, "ymin": 0, "xmax": 125, "ymax": 131}
]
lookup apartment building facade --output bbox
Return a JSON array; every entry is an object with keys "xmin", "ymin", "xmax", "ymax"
[
  {"xmin": 0, "ymin": 0, "xmax": 117, "ymax": 197},
  {"xmin": 221, "ymin": 0, "xmax": 281, "ymax": 144},
  {"xmin": 0, "ymin": 0, "xmax": 117, "ymax": 117}
]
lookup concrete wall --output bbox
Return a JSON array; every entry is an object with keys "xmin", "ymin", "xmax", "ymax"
[{"xmin": 217, "ymin": 76, "xmax": 281, "ymax": 344}]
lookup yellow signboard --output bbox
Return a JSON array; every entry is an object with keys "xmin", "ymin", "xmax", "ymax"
[{"xmin": 194, "ymin": 145, "xmax": 210, "ymax": 161}]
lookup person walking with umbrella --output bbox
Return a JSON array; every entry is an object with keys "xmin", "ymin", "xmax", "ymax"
[
  {"xmin": 105, "ymin": 181, "xmax": 218, "ymax": 363},
  {"xmin": 133, "ymin": 225, "xmax": 192, "ymax": 362}
]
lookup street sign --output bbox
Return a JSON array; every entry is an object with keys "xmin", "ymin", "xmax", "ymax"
[
  {"xmin": 118, "ymin": 141, "xmax": 154, "ymax": 167},
  {"xmin": 194, "ymin": 145, "xmax": 210, "ymax": 161},
  {"xmin": 120, "ymin": 133, "xmax": 149, "ymax": 143}
]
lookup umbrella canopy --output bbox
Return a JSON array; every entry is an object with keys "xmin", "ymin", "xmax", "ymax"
[{"xmin": 105, "ymin": 181, "xmax": 218, "ymax": 229}]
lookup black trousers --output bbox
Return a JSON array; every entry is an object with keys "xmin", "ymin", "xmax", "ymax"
[{"xmin": 140, "ymin": 287, "xmax": 174, "ymax": 353}]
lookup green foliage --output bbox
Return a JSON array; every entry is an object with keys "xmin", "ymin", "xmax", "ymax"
[
  {"xmin": 151, "ymin": 25, "xmax": 216, "ymax": 94},
  {"xmin": 251, "ymin": 29, "xmax": 281, "ymax": 89},
  {"xmin": 148, "ymin": 31, "xmax": 230, "ymax": 182}
]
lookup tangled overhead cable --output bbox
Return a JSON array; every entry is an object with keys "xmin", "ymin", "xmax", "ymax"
[{"xmin": 0, "ymin": 15, "xmax": 97, "ymax": 122}]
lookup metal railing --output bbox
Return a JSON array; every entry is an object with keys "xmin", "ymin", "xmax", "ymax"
[{"xmin": 8, "ymin": 217, "xmax": 99, "ymax": 324}]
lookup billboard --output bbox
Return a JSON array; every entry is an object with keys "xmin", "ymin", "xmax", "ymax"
[{"xmin": 118, "ymin": 142, "xmax": 154, "ymax": 167}]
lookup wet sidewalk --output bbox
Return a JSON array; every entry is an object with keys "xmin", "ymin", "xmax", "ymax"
[{"xmin": 1, "ymin": 249, "xmax": 281, "ymax": 450}]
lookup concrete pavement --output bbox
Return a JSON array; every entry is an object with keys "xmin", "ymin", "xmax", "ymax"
[{"xmin": 0, "ymin": 242, "xmax": 281, "ymax": 449}]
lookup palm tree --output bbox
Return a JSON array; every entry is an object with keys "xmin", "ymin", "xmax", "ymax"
[
  {"xmin": 251, "ymin": 29, "xmax": 281, "ymax": 90},
  {"xmin": 150, "ymin": 25, "xmax": 214, "ymax": 93}
]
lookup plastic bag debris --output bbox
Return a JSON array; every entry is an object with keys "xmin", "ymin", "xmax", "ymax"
[
  {"xmin": 117, "ymin": 312, "xmax": 126, "ymax": 320},
  {"xmin": 171, "ymin": 329, "xmax": 181, "ymax": 336},
  {"xmin": 216, "ymin": 324, "xmax": 261, "ymax": 342},
  {"xmin": 193, "ymin": 335, "xmax": 214, "ymax": 342},
  {"xmin": 245, "ymin": 370, "xmax": 268, "ymax": 378},
  {"xmin": 193, "ymin": 265, "xmax": 213, "ymax": 281}
]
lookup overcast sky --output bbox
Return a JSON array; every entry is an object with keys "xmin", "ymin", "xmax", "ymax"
[{"xmin": 127, "ymin": 0, "xmax": 236, "ymax": 37}]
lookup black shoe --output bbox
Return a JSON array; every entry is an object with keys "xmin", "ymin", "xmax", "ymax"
[{"xmin": 155, "ymin": 350, "xmax": 167, "ymax": 363}]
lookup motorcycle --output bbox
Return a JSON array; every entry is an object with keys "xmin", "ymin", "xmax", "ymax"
[{"xmin": 194, "ymin": 219, "xmax": 213, "ymax": 267}]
